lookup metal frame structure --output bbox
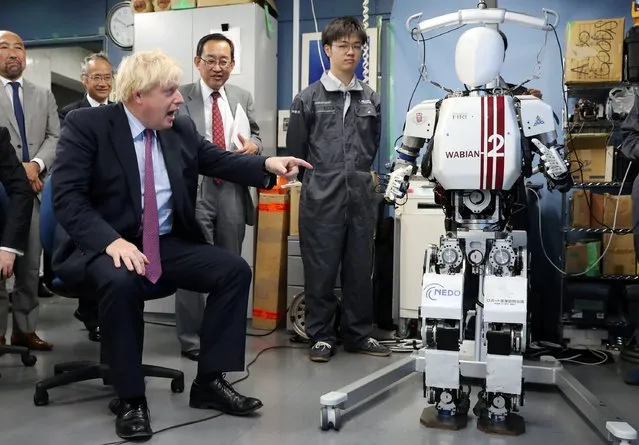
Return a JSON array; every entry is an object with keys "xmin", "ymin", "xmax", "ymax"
[{"xmin": 319, "ymin": 353, "xmax": 634, "ymax": 443}]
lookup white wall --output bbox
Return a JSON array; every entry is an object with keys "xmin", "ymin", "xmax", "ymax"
[{"xmin": 23, "ymin": 46, "xmax": 93, "ymax": 91}]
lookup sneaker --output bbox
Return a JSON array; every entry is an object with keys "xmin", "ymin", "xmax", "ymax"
[
  {"xmin": 346, "ymin": 337, "xmax": 392, "ymax": 357},
  {"xmin": 309, "ymin": 341, "xmax": 334, "ymax": 362}
]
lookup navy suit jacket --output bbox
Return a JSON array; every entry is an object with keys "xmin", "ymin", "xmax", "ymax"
[
  {"xmin": 51, "ymin": 103, "xmax": 275, "ymax": 286},
  {"xmin": 0, "ymin": 126, "xmax": 32, "ymax": 252}
]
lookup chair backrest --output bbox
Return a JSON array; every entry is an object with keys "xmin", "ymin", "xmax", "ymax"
[{"xmin": 40, "ymin": 176, "xmax": 56, "ymax": 257}]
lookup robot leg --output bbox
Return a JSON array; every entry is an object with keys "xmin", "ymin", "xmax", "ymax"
[
  {"xmin": 419, "ymin": 238, "xmax": 470, "ymax": 430},
  {"xmin": 473, "ymin": 237, "xmax": 527, "ymax": 436}
]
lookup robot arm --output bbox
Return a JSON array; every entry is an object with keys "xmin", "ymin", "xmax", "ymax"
[
  {"xmin": 518, "ymin": 96, "xmax": 572, "ymax": 192},
  {"xmin": 384, "ymin": 100, "xmax": 439, "ymax": 203}
]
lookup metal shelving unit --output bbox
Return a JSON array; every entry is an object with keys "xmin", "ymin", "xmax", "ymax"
[
  {"xmin": 557, "ymin": 72, "xmax": 639, "ymax": 342},
  {"xmin": 559, "ymin": 77, "xmax": 636, "ymax": 341}
]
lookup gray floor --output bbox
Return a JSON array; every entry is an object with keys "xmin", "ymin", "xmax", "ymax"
[{"xmin": 0, "ymin": 297, "xmax": 634, "ymax": 445}]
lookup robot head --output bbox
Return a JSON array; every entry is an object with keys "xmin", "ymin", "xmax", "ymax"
[{"xmin": 455, "ymin": 26, "xmax": 505, "ymax": 88}]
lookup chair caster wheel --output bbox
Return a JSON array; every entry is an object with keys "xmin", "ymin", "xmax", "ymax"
[
  {"xmin": 171, "ymin": 377, "xmax": 184, "ymax": 393},
  {"xmin": 34, "ymin": 388, "xmax": 49, "ymax": 406},
  {"xmin": 320, "ymin": 406, "xmax": 341, "ymax": 431},
  {"xmin": 21, "ymin": 354, "xmax": 37, "ymax": 367}
]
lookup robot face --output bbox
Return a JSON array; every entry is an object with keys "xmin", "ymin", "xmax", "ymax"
[
  {"xmin": 492, "ymin": 395, "xmax": 506, "ymax": 409},
  {"xmin": 440, "ymin": 392, "xmax": 453, "ymax": 404},
  {"xmin": 455, "ymin": 26, "xmax": 505, "ymax": 88}
]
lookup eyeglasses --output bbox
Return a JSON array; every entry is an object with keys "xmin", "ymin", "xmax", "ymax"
[
  {"xmin": 199, "ymin": 57, "xmax": 232, "ymax": 69},
  {"xmin": 333, "ymin": 43, "xmax": 363, "ymax": 52},
  {"xmin": 86, "ymin": 74, "xmax": 113, "ymax": 82}
]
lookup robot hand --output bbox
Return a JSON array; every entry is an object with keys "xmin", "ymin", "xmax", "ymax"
[
  {"xmin": 531, "ymin": 138, "xmax": 572, "ymax": 193},
  {"xmin": 384, "ymin": 161, "xmax": 416, "ymax": 203}
]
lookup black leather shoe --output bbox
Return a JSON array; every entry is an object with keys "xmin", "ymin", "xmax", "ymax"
[
  {"xmin": 38, "ymin": 280, "xmax": 54, "ymax": 298},
  {"xmin": 115, "ymin": 401, "xmax": 153, "ymax": 441},
  {"xmin": 181, "ymin": 349, "xmax": 200, "ymax": 361},
  {"xmin": 189, "ymin": 375, "xmax": 263, "ymax": 415}
]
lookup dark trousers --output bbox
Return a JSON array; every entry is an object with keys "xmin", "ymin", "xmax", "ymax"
[
  {"xmin": 299, "ymin": 214, "xmax": 375, "ymax": 347},
  {"xmin": 87, "ymin": 235, "xmax": 251, "ymax": 399}
]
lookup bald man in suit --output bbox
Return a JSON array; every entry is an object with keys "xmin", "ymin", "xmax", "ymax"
[{"xmin": 0, "ymin": 30, "xmax": 58, "ymax": 351}]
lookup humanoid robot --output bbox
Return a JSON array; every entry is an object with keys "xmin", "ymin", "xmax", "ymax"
[{"xmin": 384, "ymin": 24, "xmax": 572, "ymax": 435}]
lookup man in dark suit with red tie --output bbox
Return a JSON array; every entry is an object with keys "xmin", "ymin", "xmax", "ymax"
[{"xmin": 51, "ymin": 49, "xmax": 311, "ymax": 441}]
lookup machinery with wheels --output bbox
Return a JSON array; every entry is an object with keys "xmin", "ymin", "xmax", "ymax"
[{"xmin": 319, "ymin": 2, "xmax": 637, "ymax": 442}]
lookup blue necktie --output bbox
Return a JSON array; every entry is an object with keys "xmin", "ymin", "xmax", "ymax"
[{"xmin": 10, "ymin": 82, "xmax": 29, "ymax": 162}]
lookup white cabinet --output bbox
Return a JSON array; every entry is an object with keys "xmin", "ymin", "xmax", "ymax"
[{"xmin": 395, "ymin": 178, "xmax": 446, "ymax": 321}]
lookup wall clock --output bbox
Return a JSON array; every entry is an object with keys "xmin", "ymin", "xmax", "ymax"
[{"xmin": 107, "ymin": 1, "xmax": 134, "ymax": 50}]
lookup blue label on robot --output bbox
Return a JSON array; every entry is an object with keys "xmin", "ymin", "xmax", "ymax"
[{"xmin": 424, "ymin": 283, "xmax": 462, "ymax": 300}]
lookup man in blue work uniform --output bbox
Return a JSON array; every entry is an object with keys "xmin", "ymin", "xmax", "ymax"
[{"xmin": 286, "ymin": 17, "xmax": 391, "ymax": 362}]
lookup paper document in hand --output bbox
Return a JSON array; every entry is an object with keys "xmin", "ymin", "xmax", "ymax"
[{"xmin": 231, "ymin": 103, "xmax": 251, "ymax": 151}]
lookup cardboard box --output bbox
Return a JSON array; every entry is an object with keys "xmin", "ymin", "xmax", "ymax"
[
  {"xmin": 564, "ymin": 18, "xmax": 624, "ymax": 84},
  {"xmin": 288, "ymin": 183, "xmax": 301, "ymax": 236},
  {"xmin": 566, "ymin": 134, "xmax": 613, "ymax": 182},
  {"xmin": 565, "ymin": 241, "xmax": 601, "ymax": 276},
  {"xmin": 252, "ymin": 193, "xmax": 289, "ymax": 330},
  {"xmin": 603, "ymin": 234, "xmax": 635, "ymax": 275},
  {"xmin": 590, "ymin": 193, "xmax": 633, "ymax": 229},
  {"xmin": 197, "ymin": 0, "xmax": 277, "ymax": 11},
  {"xmin": 571, "ymin": 190, "xmax": 591, "ymax": 228}
]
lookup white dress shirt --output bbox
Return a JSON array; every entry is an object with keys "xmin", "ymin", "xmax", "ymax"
[
  {"xmin": 200, "ymin": 78, "xmax": 233, "ymax": 149},
  {"xmin": 123, "ymin": 105, "xmax": 174, "ymax": 235},
  {"xmin": 0, "ymin": 75, "xmax": 45, "ymax": 173},
  {"xmin": 86, "ymin": 94, "xmax": 107, "ymax": 107}
]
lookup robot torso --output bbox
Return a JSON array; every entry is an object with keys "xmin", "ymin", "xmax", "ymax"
[{"xmin": 430, "ymin": 95, "xmax": 523, "ymax": 191}]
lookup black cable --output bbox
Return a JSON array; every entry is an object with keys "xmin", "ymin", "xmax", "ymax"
[
  {"xmin": 97, "ymin": 307, "xmax": 294, "ymax": 444},
  {"xmin": 392, "ymin": 25, "xmax": 467, "ymax": 151},
  {"xmin": 144, "ymin": 307, "xmax": 288, "ymax": 337},
  {"xmin": 99, "ymin": 344, "xmax": 306, "ymax": 445}
]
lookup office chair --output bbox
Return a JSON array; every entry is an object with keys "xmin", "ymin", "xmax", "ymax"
[
  {"xmin": 0, "ymin": 183, "xmax": 37, "ymax": 379},
  {"xmin": 33, "ymin": 177, "xmax": 184, "ymax": 406}
]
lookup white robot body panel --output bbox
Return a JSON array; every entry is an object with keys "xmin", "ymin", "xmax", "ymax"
[
  {"xmin": 516, "ymin": 95, "xmax": 556, "ymax": 137},
  {"xmin": 486, "ymin": 354, "xmax": 523, "ymax": 396},
  {"xmin": 424, "ymin": 349, "xmax": 460, "ymax": 390},
  {"xmin": 421, "ymin": 272, "xmax": 464, "ymax": 321},
  {"xmin": 405, "ymin": 99, "xmax": 438, "ymax": 140},
  {"xmin": 483, "ymin": 276, "xmax": 528, "ymax": 325},
  {"xmin": 431, "ymin": 96, "xmax": 522, "ymax": 191}
]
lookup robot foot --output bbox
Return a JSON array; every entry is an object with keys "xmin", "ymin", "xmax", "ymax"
[
  {"xmin": 420, "ymin": 407, "xmax": 469, "ymax": 431},
  {"xmin": 476, "ymin": 412, "xmax": 526, "ymax": 436}
]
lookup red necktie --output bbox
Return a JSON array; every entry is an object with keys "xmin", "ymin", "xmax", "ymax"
[
  {"xmin": 142, "ymin": 129, "xmax": 162, "ymax": 284},
  {"xmin": 212, "ymin": 92, "xmax": 225, "ymax": 184}
]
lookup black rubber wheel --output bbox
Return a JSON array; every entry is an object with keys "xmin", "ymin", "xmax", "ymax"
[
  {"xmin": 21, "ymin": 354, "xmax": 37, "ymax": 367},
  {"xmin": 320, "ymin": 407, "xmax": 330, "ymax": 431},
  {"xmin": 34, "ymin": 388, "xmax": 49, "ymax": 406},
  {"xmin": 171, "ymin": 377, "xmax": 184, "ymax": 393}
]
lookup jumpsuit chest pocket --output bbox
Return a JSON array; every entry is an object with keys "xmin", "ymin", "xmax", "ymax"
[{"xmin": 355, "ymin": 103, "xmax": 377, "ymax": 138}]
